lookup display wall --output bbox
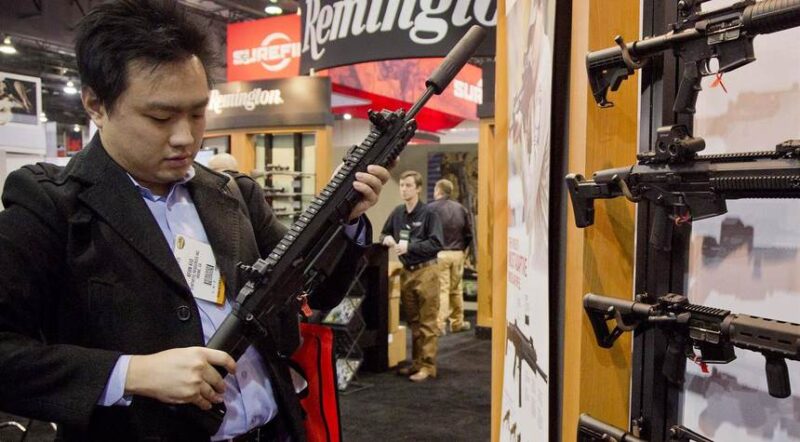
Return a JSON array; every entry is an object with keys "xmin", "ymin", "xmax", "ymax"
[{"xmin": 680, "ymin": 21, "xmax": 800, "ymax": 442}]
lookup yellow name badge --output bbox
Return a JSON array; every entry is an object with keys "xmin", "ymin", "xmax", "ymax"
[{"xmin": 174, "ymin": 234, "xmax": 225, "ymax": 305}]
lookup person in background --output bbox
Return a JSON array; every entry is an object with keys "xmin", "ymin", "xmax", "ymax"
[
  {"xmin": 429, "ymin": 179, "xmax": 473, "ymax": 334},
  {"xmin": 0, "ymin": 1, "xmax": 390, "ymax": 440},
  {"xmin": 380, "ymin": 171, "xmax": 444, "ymax": 382},
  {"xmin": 207, "ymin": 152, "xmax": 239, "ymax": 173}
]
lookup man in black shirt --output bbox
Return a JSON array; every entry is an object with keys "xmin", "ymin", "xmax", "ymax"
[
  {"xmin": 429, "ymin": 179, "xmax": 473, "ymax": 334},
  {"xmin": 381, "ymin": 171, "xmax": 444, "ymax": 382}
]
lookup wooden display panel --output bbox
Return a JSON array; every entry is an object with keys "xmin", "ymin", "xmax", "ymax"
[
  {"xmin": 490, "ymin": 1, "xmax": 509, "ymax": 439},
  {"xmin": 477, "ymin": 118, "xmax": 495, "ymax": 332},
  {"xmin": 561, "ymin": 0, "xmax": 640, "ymax": 440}
]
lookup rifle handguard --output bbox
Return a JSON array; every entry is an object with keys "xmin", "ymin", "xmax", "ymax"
[{"xmin": 743, "ymin": 0, "xmax": 800, "ymax": 34}]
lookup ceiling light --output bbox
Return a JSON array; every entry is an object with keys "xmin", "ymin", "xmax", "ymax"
[
  {"xmin": 73, "ymin": 124, "xmax": 81, "ymax": 133},
  {"xmin": 63, "ymin": 80, "xmax": 78, "ymax": 95},
  {"xmin": 265, "ymin": 5, "xmax": 282, "ymax": 15},
  {"xmin": 39, "ymin": 113, "xmax": 48, "ymax": 123},
  {"xmin": 343, "ymin": 113, "xmax": 352, "ymax": 120},
  {"xmin": 0, "ymin": 36, "xmax": 17, "ymax": 55}
]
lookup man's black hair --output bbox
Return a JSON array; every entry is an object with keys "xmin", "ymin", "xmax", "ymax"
[{"xmin": 75, "ymin": 0, "xmax": 217, "ymax": 112}]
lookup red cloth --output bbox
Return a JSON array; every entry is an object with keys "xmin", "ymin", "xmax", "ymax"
[{"xmin": 291, "ymin": 323, "xmax": 341, "ymax": 442}]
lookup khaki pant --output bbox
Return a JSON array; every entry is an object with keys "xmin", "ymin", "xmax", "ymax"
[
  {"xmin": 437, "ymin": 250, "xmax": 466, "ymax": 331},
  {"xmin": 400, "ymin": 263, "xmax": 440, "ymax": 375}
]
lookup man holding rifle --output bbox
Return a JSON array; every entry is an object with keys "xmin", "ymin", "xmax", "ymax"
[{"xmin": 0, "ymin": 1, "xmax": 389, "ymax": 440}]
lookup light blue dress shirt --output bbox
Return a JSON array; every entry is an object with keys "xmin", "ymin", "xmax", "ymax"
[{"xmin": 97, "ymin": 167, "xmax": 365, "ymax": 440}]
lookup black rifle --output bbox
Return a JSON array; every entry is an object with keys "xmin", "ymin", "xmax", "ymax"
[
  {"xmin": 262, "ymin": 186, "xmax": 286, "ymax": 194},
  {"xmin": 565, "ymin": 125, "xmax": 800, "ymax": 250},
  {"xmin": 586, "ymin": 0, "xmax": 800, "ymax": 114},
  {"xmin": 506, "ymin": 321, "xmax": 548, "ymax": 407},
  {"xmin": 578, "ymin": 414, "xmax": 646, "ymax": 442},
  {"xmin": 264, "ymin": 164, "xmax": 290, "ymax": 171},
  {"xmin": 584, "ymin": 292, "xmax": 800, "ymax": 398},
  {"xmin": 182, "ymin": 26, "xmax": 487, "ymax": 433},
  {"xmin": 578, "ymin": 414, "xmax": 712, "ymax": 442}
]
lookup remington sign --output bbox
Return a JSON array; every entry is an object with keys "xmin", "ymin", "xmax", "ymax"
[
  {"xmin": 299, "ymin": 0, "xmax": 496, "ymax": 73},
  {"xmin": 205, "ymin": 77, "xmax": 332, "ymax": 131},
  {"xmin": 207, "ymin": 88, "xmax": 284, "ymax": 114}
]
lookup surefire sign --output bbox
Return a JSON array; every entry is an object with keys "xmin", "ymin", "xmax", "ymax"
[{"xmin": 227, "ymin": 15, "xmax": 302, "ymax": 81}]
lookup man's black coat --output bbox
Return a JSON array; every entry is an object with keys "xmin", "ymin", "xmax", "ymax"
[{"xmin": 0, "ymin": 136, "xmax": 365, "ymax": 441}]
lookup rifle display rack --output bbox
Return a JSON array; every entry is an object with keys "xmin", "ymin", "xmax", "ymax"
[
  {"xmin": 632, "ymin": 1, "xmax": 695, "ymax": 440},
  {"xmin": 256, "ymin": 132, "xmax": 317, "ymax": 224}
]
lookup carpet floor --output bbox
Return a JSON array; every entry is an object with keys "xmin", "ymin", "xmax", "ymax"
[{"xmin": 339, "ymin": 318, "xmax": 491, "ymax": 442}]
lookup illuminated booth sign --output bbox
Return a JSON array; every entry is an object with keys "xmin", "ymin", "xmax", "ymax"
[
  {"xmin": 227, "ymin": 15, "xmax": 302, "ymax": 81},
  {"xmin": 299, "ymin": 0, "xmax": 497, "ymax": 72},
  {"xmin": 205, "ymin": 77, "xmax": 332, "ymax": 131}
]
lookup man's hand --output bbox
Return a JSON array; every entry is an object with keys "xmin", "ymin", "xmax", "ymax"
[
  {"xmin": 382, "ymin": 236, "xmax": 397, "ymax": 248},
  {"xmin": 348, "ymin": 165, "xmax": 391, "ymax": 221},
  {"xmin": 395, "ymin": 242, "xmax": 408, "ymax": 255},
  {"xmin": 126, "ymin": 347, "xmax": 237, "ymax": 410}
]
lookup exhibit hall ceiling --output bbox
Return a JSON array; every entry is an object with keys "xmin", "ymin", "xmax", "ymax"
[{"xmin": 0, "ymin": 0, "xmax": 300, "ymax": 125}]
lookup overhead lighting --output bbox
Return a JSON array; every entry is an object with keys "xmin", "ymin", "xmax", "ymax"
[
  {"xmin": 343, "ymin": 113, "xmax": 352, "ymax": 120},
  {"xmin": 265, "ymin": 5, "xmax": 282, "ymax": 15},
  {"xmin": 39, "ymin": 113, "xmax": 48, "ymax": 123},
  {"xmin": 0, "ymin": 36, "xmax": 17, "ymax": 55},
  {"xmin": 73, "ymin": 124, "xmax": 81, "ymax": 133},
  {"xmin": 63, "ymin": 80, "xmax": 78, "ymax": 95}
]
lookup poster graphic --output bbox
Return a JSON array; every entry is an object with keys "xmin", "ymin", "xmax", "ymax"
[
  {"xmin": 0, "ymin": 73, "xmax": 39, "ymax": 126},
  {"xmin": 680, "ymin": 25, "xmax": 800, "ymax": 442},
  {"xmin": 501, "ymin": 0, "xmax": 555, "ymax": 440}
]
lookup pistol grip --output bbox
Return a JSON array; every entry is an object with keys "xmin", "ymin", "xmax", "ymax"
[
  {"xmin": 649, "ymin": 205, "xmax": 673, "ymax": 251},
  {"xmin": 674, "ymin": 61, "xmax": 702, "ymax": 114},
  {"xmin": 662, "ymin": 336, "xmax": 687, "ymax": 385}
]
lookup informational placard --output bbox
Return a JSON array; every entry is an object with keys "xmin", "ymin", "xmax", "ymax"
[
  {"xmin": 501, "ymin": 0, "xmax": 555, "ymax": 440},
  {"xmin": 680, "ymin": 22, "xmax": 800, "ymax": 442}
]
